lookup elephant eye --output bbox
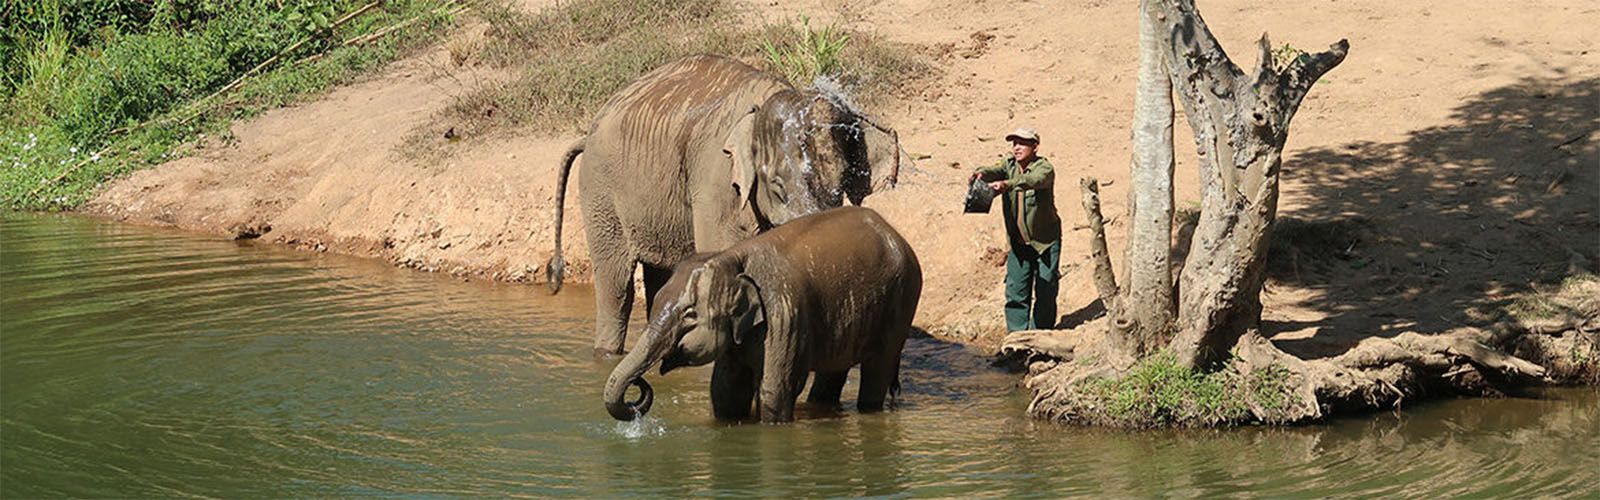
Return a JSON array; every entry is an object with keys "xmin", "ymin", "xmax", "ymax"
[
  {"xmin": 682, "ymin": 308, "xmax": 698, "ymax": 325},
  {"xmin": 769, "ymin": 176, "xmax": 788, "ymax": 201}
]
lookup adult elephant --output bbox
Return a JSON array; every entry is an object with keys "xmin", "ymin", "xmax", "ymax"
[
  {"xmin": 603, "ymin": 207, "xmax": 922, "ymax": 423},
  {"xmin": 546, "ymin": 54, "xmax": 900, "ymax": 355}
]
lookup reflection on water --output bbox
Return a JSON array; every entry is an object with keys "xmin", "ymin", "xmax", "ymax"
[{"xmin": 3, "ymin": 212, "xmax": 1597, "ymax": 497}]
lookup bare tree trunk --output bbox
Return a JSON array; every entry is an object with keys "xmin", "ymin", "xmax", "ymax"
[
  {"xmin": 1081, "ymin": 178, "xmax": 1120, "ymax": 309},
  {"xmin": 1124, "ymin": 0, "xmax": 1178, "ymax": 352},
  {"xmin": 1152, "ymin": 0, "xmax": 1348, "ymax": 368}
]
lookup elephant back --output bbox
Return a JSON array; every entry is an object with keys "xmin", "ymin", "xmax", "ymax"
[{"xmin": 590, "ymin": 55, "xmax": 792, "ymax": 155}]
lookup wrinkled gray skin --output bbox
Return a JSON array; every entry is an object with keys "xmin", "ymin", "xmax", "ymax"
[
  {"xmin": 604, "ymin": 207, "xmax": 922, "ymax": 423},
  {"xmin": 547, "ymin": 55, "xmax": 890, "ymax": 355}
]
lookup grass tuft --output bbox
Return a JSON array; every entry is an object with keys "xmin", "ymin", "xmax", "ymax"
[
  {"xmin": 1078, "ymin": 351, "xmax": 1298, "ymax": 427},
  {"xmin": 760, "ymin": 15, "xmax": 850, "ymax": 85}
]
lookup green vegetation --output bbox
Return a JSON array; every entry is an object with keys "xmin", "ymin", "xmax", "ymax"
[
  {"xmin": 761, "ymin": 15, "xmax": 850, "ymax": 85},
  {"xmin": 1079, "ymin": 352, "xmax": 1298, "ymax": 427},
  {"xmin": 2, "ymin": 0, "xmax": 457, "ymax": 210},
  {"xmin": 418, "ymin": 0, "xmax": 930, "ymax": 155},
  {"xmin": 1271, "ymin": 42, "xmax": 1302, "ymax": 71}
]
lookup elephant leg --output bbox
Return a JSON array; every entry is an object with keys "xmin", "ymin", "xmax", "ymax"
[
  {"xmin": 758, "ymin": 351, "xmax": 808, "ymax": 423},
  {"xmin": 711, "ymin": 359, "xmax": 756, "ymax": 421},
  {"xmin": 641, "ymin": 264, "xmax": 671, "ymax": 318},
  {"xmin": 857, "ymin": 334, "xmax": 908, "ymax": 413},
  {"xmin": 805, "ymin": 370, "xmax": 849, "ymax": 407},
  {"xmin": 592, "ymin": 253, "xmax": 637, "ymax": 355},
  {"xmin": 584, "ymin": 203, "xmax": 636, "ymax": 355},
  {"xmin": 752, "ymin": 298, "xmax": 804, "ymax": 423}
]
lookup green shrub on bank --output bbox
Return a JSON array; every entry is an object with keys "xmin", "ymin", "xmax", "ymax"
[
  {"xmin": 2, "ymin": 0, "xmax": 456, "ymax": 211},
  {"xmin": 1080, "ymin": 352, "xmax": 1298, "ymax": 427}
]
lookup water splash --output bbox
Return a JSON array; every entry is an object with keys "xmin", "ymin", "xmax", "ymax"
[
  {"xmin": 811, "ymin": 75, "xmax": 862, "ymax": 117},
  {"xmin": 613, "ymin": 415, "xmax": 669, "ymax": 440}
]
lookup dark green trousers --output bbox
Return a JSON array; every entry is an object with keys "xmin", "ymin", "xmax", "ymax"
[{"xmin": 1005, "ymin": 240, "xmax": 1060, "ymax": 331}]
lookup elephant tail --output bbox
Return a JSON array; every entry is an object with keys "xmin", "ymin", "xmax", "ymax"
[{"xmin": 545, "ymin": 137, "xmax": 585, "ymax": 294}]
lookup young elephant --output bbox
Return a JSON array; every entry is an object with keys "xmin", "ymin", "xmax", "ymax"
[{"xmin": 603, "ymin": 207, "xmax": 921, "ymax": 423}]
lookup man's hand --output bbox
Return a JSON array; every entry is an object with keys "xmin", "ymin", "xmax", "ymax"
[
  {"xmin": 970, "ymin": 170, "xmax": 983, "ymax": 183},
  {"xmin": 988, "ymin": 180, "xmax": 1010, "ymax": 193}
]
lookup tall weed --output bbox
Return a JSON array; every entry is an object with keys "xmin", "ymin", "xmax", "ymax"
[{"xmin": 760, "ymin": 16, "xmax": 850, "ymax": 85}]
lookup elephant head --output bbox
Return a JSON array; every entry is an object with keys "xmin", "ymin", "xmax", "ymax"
[
  {"xmin": 724, "ymin": 89, "xmax": 894, "ymax": 227},
  {"xmin": 603, "ymin": 257, "xmax": 765, "ymax": 421}
]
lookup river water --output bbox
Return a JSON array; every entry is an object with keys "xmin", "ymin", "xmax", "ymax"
[{"xmin": 2, "ymin": 212, "xmax": 1597, "ymax": 497}]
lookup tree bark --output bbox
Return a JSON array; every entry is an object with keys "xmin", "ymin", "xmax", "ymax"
[
  {"xmin": 1080, "ymin": 178, "xmax": 1119, "ymax": 310},
  {"xmin": 1124, "ymin": 0, "xmax": 1178, "ymax": 352},
  {"xmin": 1152, "ymin": 0, "xmax": 1348, "ymax": 368}
]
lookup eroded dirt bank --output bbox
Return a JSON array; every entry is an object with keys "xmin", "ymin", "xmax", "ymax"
[{"xmin": 87, "ymin": 0, "xmax": 1598, "ymax": 354}]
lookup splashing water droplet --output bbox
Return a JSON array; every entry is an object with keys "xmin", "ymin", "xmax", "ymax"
[{"xmin": 614, "ymin": 414, "xmax": 669, "ymax": 440}]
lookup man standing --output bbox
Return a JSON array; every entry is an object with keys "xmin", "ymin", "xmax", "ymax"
[{"xmin": 971, "ymin": 128, "xmax": 1061, "ymax": 331}]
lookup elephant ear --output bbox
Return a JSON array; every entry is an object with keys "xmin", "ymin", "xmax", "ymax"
[
  {"xmin": 730, "ymin": 274, "xmax": 765, "ymax": 346},
  {"xmin": 722, "ymin": 105, "xmax": 760, "ymax": 212},
  {"xmin": 858, "ymin": 116, "xmax": 904, "ymax": 197}
]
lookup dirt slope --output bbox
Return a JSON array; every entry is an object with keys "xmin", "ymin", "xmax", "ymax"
[{"xmin": 88, "ymin": 0, "xmax": 1599, "ymax": 352}]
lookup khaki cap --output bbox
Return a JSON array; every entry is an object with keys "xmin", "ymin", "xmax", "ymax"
[{"xmin": 1005, "ymin": 127, "xmax": 1040, "ymax": 144}]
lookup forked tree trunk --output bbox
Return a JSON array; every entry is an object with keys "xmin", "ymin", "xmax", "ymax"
[
  {"xmin": 1097, "ymin": 0, "xmax": 1340, "ymax": 364},
  {"xmin": 1154, "ymin": 0, "xmax": 1347, "ymax": 369}
]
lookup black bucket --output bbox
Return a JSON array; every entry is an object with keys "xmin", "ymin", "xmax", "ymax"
[{"xmin": 964, "ymin": 178, "xmax": 996, "ymax": 213}]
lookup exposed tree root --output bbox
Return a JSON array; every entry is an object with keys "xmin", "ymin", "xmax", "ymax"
[
  {"xmin": 1505, "ymin": 328, "xmax": 1599, "ymax": 384},
  {"xmin": 1009, "ymin": 327, "xmax": 1553, "ymax": 426}
]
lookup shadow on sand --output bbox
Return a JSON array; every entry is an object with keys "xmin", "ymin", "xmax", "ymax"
[{"xmin": 1261, "ymin": 75, "xmax": 1598, "ymax": 358}]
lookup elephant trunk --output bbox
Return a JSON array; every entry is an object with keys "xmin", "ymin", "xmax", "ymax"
[
  {"xmin": 603, "ymin": 318, "xmax": 675, "ymax": 421},
  {"xmin": 604, "ymin": 376, "xmax": 652, "ymax": 421}
]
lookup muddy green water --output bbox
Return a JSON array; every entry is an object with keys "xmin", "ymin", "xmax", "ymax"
[{"xmin": 2, "ymin": 212, "xmax": 1597, "ymax": 497}]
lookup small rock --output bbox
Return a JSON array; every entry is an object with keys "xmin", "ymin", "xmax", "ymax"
[{"xmin": 229, "ymin": 222, "xmax": 272, "ymax": 240}]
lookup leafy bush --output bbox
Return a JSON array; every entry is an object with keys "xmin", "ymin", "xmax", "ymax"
[{"xmin": 2, "ymin": 0, "xmax": 455, "ymax": 210}]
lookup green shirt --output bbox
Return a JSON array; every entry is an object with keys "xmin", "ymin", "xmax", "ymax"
[{"xmin": 977, "ymin": 156, "xmax": 1061, "ymax": 252}]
